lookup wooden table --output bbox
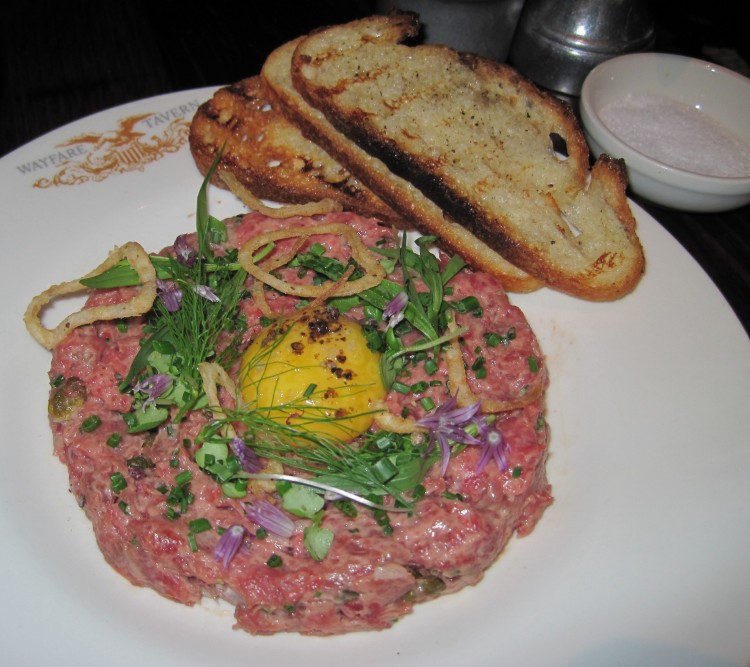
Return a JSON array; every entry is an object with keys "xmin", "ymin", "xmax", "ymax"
[{"xmin": 2, "ymin": 1, "xmax": 748, "ymax": 335}]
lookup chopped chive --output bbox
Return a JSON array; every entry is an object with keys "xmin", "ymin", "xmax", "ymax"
[
  {"xmin": 528, "ymin": 356, "xmax": 539, "ymax": 373},
  {"xmin": 80, "ymin": 415, "xmax": 102, "ymax": 433},
  {"xmin": 484, "ymin": 328, "xmax": 516, "ymax": 347},
  {"xmin": 106, "ymin": 433, "xmax": 122, "ymax": 448},
  {"xmin": 110, "ymin": 472, "xmax": 127, "ymax": 493},
  {"xmin": 423, "ymin": 358, "xmax": 439, "ymax": 375},
  {"xmin": 174, "ymin": 470, "xmax": 192, "ymax": 486},
  {"xmin": 267, "ymin": 554, "xmax": 283, "ymax": 568},
  {"xmin": 334, "ymin": 499, "xmax": 358, "ymax": 518},
  {"xmin": 392, "ymin": 381, "xmax": 411, "ymax": 394},
  {"xmin": 472, "ymin": 357, "xmax": 485, "ymax": 369},
  {"xmin": 512, "ymin": 466, "xmax": 523, "ymax": 478},
  {"xmin": 420, "ymin": 397, "xmax": 436, "ymax": 411},
  {"xmin": 303, "ymin": 383, "xmax": 317, "ymax": 398},
  {"xmin": 118, "ymin": 500, "xmax": 129, "ymax": 514},
  {"xmin": 188, "ymin": 517, "xmax": 212, "ymax": 534},
  {"xmin": 50, "ymin": 374, "xmax": 64, "ymax": 388},
  {"xmin": 410, "ymin": 381, "xmax": 429, "ymax": 394},
  {"xmin": 451, "ymin": 296, "xmax": 480, "ymax": 313}
]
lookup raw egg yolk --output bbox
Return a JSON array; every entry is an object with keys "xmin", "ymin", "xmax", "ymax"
[{"xmin": 240, "ymin": 308, "xmax": 385, "ymax": 442}]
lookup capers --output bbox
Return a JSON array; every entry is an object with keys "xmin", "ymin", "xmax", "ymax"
[{"xmin": 48, "ymin": 377, "xmax": 87, "ymax": 420}]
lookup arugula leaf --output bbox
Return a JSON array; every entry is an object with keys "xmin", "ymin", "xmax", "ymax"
[{"xmin": 80, "ymin": 255, "xmax": 175, "ymax": 288}]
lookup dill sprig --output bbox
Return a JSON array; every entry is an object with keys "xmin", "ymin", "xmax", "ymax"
[{"xmin": 198, "ymin": 406, "xmax": 438, "ymax": 509}]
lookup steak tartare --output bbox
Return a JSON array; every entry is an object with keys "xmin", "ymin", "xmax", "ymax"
[{"xmin": 31, "ymin": 195, "xmax": 552, "ymax": 635}]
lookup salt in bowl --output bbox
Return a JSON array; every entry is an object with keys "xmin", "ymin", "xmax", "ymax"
[{"xmin": 580, "ymin": 52, "xmax": 750, "ymax": 212}]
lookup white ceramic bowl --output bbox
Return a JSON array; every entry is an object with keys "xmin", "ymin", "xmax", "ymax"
[{"xmin": 580, "ymin": 52, "xmax": 750, "ymax": 212}]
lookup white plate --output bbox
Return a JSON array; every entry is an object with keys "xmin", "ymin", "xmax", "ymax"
[{"xmin": 2, "ymin": 90, "xmax": 750, "ymax": 667}]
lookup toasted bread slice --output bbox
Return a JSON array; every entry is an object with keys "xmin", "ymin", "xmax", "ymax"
[
  {"xmin": 189, "ymin": 76, "xmax": 399, "ymax": 221},
  {"xmin": 287, "ymin": 12, "xmax": 645, "ymax": 300},
  {"xmin": 261, "ymin": 37, "xmax": 543, "ymax": 294}
]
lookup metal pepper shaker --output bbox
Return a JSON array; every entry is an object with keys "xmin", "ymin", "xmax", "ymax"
[
  {"xmin": 376, "ymin": 0, "xmax": 527, "ymax": 62},
  {"xmin": 508, "ymin": 0, "xmax": 654, "ymax": 96}
]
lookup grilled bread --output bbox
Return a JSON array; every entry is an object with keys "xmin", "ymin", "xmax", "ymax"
[
  {"xmin": 189, "ymin": 76, "xmax": 399, "ymax": 221},
  {"xmin": 285, "ymin": 12, "xmax": 645, "ymax": 300},
  {"xmin": 261, "ymin": 37, "xmax": 543, "ymax": 293}
]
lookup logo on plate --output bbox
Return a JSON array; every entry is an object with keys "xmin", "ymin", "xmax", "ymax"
[{"xmin": 22, "ymin": 101, "xmax": 200, "ymax": 188}]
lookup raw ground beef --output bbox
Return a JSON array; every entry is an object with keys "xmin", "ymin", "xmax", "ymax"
[{"xmin": 45, "ymin": 210, "xmax": 552, "ymax": 635}]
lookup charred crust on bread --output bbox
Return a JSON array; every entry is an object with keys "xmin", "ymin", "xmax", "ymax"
[{"xmin": 286, "ymin": 13, "xmax": 645, "ymax": 300}]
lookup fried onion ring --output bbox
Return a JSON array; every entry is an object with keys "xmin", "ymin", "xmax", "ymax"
[
  {"xmin": 24, "ymin": 242, "xmax": 156, "ymax": 350},
  {"xmin": 238, "ymin": 223, "xmax": 386, "ymax": 298},
  {"xmin": 371, "ymin": 400, "xmax": 425, "ymax": 435},
  {"xmin": 220, "ymin": 171, "xmax": 343, "ymax": 218}
]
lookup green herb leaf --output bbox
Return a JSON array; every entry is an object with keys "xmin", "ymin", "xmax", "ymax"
[
  {"xmin": 303, "ymin": 525, "xmax": 334, "ymax": 561},
  {"xmin": 281, "ymin": 483, "xmax": 325, "ymax": 519}
]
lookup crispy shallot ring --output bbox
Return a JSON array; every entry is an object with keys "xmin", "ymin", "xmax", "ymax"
[
  {"xmin": 220, "ymin": 171, "xmax": 343, "ymax": 218},
  {"xmin": 198, "ymin": 361, "xmax": 238, "ymax": 426},
  {"xmin": 371, "ymin": 400, "xmax": 426, "ymax": 435},
  {"xmin": 250, "ymin": 234, "xmax": 311, "ymax": 317},
  {"xmin": 238, "ymin": 223, "xmax": 386, "ymax": 298},
  {"xmin": 24, "ymin": 242, "xmax": 156, "ymax": 350}
]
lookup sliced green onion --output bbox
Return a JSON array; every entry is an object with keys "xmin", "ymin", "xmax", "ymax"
[
  {"xmin": 420, "ymin": 397, "xmax": 436, "ymax": 411},
  {"xmin": 423, "ymin": 358, "xmax": 439, "ymax": 375},
  {"xmin": 174, "ymin": 470, "xmax": 192, "ymax": 486},
  {"xmin": 110, "ymin": 472, "xmax": 127, "ymax": 493},
  {"xmin": 451, "ymin": 296, "xmax": 480, "ymax": 313},
  {"xmin": 267, "ymin": 554, "xmax": 283, "ymax": 568},
  {"xmin": 188, "ymin": 517, "xmax": 212, "ymax": 534},
  {"xmin": 80, "ymin": 415, "xmax": 102, "ymax": 433}
]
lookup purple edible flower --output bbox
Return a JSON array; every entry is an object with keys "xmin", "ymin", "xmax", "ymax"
[
  {"xmin": 417, "ymin": 395, "xmax": 483, "ymax": 476},
  {"xmin": 195, "ymin": 284, "xmax": 220, "ymax": 303},
  {"xmin": 243, "ymin": 500, "xmax": 295, "ymax": 539},
  {"xmin": 229, "ymin": 437, "xmax": 261, "ymax": 473},
  {"xmin": 383, "ymin": 291, "xmax": 408, "ymax": 329},
  {"xmin": 474, "ymin": 425, "xmax": 509, "ymax": 474},
  {"xmin": 132, "ymin": 373, "xmax": 172, "ymax": 409},
  {"xmin": 173, "ymin": 234, "xmax": 197, "ymax": 267},
  {"xmin": 213, "ymin": 524, "xmax": 247, "ymax": 569},
  {"xmin": 157, "ymin": 279, "xmax": 182, "ymax": 312}
]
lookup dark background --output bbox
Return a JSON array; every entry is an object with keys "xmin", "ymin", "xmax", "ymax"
[
  {"xmin": 2, "ymin": 0, "xmax": 748, "ymax": 157},
  {"xmin": 1, "ymin": 0, "xmax": 748, "ymax": 335}
]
